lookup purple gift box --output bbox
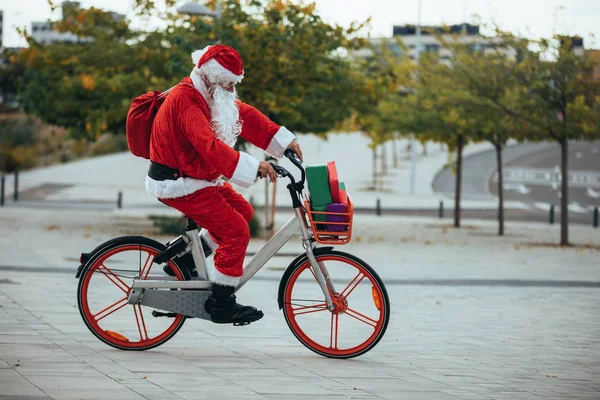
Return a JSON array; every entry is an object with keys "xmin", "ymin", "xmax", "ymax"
[{"xmin": 326, "ymin": 203, "xmax": 348, "ymax": 232}]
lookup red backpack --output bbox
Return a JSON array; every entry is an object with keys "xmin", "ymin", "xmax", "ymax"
[{"xmin": 125, "ymin": 87, "xmax": 173, "ymax": 159}]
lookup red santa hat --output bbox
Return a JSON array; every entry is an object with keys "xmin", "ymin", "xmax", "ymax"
[{"xmin": 191, "ymin": 45, "xmax": 244, "ymax": 84}]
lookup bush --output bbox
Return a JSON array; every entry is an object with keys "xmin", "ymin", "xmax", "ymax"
[
  {"xmin": 149, "ymin": 214, "xmax": 263, "ymax": 238},
  {"xmin": 249, "ymin": 214, "xmax": 262, "ymax": 238},
  {"xmin": 149, "ymin": 215, "xmax": 189, "ymax": 236},
  {"xmin": 88, "ymin": 133, "xmax": 129, "ymax": 156}
]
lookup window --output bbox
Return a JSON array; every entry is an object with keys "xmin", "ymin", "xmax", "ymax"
[{"xmin": 425, "ymin": 44, "xmax": 440, "ymax": 54}]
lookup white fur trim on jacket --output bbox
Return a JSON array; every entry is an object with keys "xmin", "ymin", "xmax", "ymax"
[
  {"xmin": 265, "ymin": 126, "xmax": 296, "ymax": 159},
  {"xmin": 205, "ymin": 257, "xmax": 240, "ymax": 287},
  {"xmin": 145, "ymin": 175, "xmax": 223, "ymax": 199},
  {"xmin": 229, "ymin": 152, "xmax": 259, "ymax": 188},
  {"xmin": 199, "ymin": 228, "xmax": 219, "ymax": 252}
]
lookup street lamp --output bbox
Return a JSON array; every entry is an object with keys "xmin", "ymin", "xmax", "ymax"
[
  {"xmin": 177, "ymin": 1, "xmax": 222, "ymax": 42},
  {"xmin": 177, "ymin": 2, "xmax": 217, "ymax": 17}
]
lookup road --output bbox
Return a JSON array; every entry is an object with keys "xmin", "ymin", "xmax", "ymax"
[{"xmin": 432, "ymin": 141, "xmax": 600, "ymax": 225}]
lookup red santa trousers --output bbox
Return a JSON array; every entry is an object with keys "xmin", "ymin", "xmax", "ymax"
[{"xmin": 160, "ymin": 182, "xmax": 253, "ymax": 281}]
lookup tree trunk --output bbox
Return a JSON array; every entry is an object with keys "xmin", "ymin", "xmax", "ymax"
[
  {"xmin": 422, "ymin": 141, "xmax": 428, "ymax": 156},
  {"xmin": 454, "ymin": 134, "xmax": 464, "ymax": 228},
  {"xmin": 392, "ymin": 134, "xmax": 398, "ymax": 168},
  {"xmin": 372, "ymin": 146, "xmax": 377, "ymax": 189},
  {"xmin": 495, "ymin": 142, "xmax": 505, "ymax": 236},
  {"xmin": 560, "ymin": 138, "xmax": 569, "ymax": 246}
]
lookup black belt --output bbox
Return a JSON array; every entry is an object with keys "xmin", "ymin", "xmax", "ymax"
[{"xmin": 148, "ymin": 162, "xmax": 188, "ymax": 181}]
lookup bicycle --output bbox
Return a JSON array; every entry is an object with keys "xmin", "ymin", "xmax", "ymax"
[{"xmin": 75, "ymin": 150, "xmax": 390, "ymax": 359}]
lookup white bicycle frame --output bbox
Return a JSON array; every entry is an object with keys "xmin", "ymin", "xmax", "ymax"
[{"xmin": 131, "ymin": 206, "xmax": 338, "ymax": 310}]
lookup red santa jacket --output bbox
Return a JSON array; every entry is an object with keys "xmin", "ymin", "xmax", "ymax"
[{"xmin": 146, "ymin": 77, "xmax": 295, "ymax": 199}]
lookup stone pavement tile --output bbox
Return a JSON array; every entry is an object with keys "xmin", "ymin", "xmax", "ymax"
[
  {"xmin": 138, "ymin": 372, "xmax": 231, "ymax": 392},
  {"xmin": 570, "ymin": 394, "xmax": 600, "ymax": 400},
  {"xmin": 0, "ymin": 335, "xmax": 53, "ymax": 345},
  {"xmin": 231, "ymin": 377, "xmax": 335, "ymax": 395},
  {"xmin": 0, "ymin": 396, "xmax": 53, "ymax": 400},
  {"xmin": 262, "ymin": 396, "xmax": 377, "ymax": 400},
  {"xmin": 186, "ymin": 357, "xmax": 267, "ymax": 370},
  {"xmin": 209, "ymin": 367, "xmax": 289, "ymax": 379},
  {"xmin": 0, "ymin": 360, "xmax": 10, "ymax": 369},
  {"xmin": 24, "ymin": 375, "xmax": 129, "ymax": 392},
  {"xmin": 122, "ymin": 385, "xmax": 179, "ymax": 400},
  {"xmin": 15, "ymin": 362, "xmax": 104, "ymax": 377},
  {"xmin": 330, "ymin": 377, "xmax": 429, "ymax": 393},
  {"xmin": 377, "ymin": 391, "xmax": 460, "ymax": 400},
  {"xmin": 0, "ymin": 370, "xmax": 48, "ymax": 397},
  {"xmin": 84, "ymin": 361, "xmax": 139, "ymax": 378},
  {"xmin": 0, "ymin": 344, "xmax": 81, "ymax": 365},
  {"xmin": 174, "ymin": 390, "xmax": 268, "ymax": 400},
  {"xmin": 115, "ymin": 359, "xmax": 203, "ymax": 374},
  {"xmin": 42, "ymin": 389, "xmax": 147, "ymax": 400}
]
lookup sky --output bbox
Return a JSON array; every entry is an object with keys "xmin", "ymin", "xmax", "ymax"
[{"xmin": 1, "ymin": 0, "xmax": 599, "ymax": 48}]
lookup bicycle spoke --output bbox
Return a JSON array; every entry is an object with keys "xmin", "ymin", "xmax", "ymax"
[
  {"xmin": 94, "ymin": 297, "xmax": 128, "ymax": 322},
  {"xmin": 293, "ymin": 302, "xmax": 328, "ymax": 316},
  {"xmin": 133, "ymin": 305, "xmax": 149, "ymax": 341},
  {"xmin": 140, "ymin": 254, "xmax": 153, "ymax": 280},
  {"xmin": 98, "ymin": 265, "xmax": 130, "ymax": 294},
  {"xmin": 345, "ymin": 307, "xmax": 378, "ymax": 328},
  {"xmin": 330, "ymin": 313, "xmax": 339, "ymax": 349},
  {"xmin": 306, "ymin": 266, "xmax": 319, "ymax": 282},
  {"xmin": 340, "ymin": 272, "xmax": 365, "ymax": 299}
]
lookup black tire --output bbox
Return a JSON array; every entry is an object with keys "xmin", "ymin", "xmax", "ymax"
[
  {"xmin": 77, "ymin": 236, "xmax": 187, "ymax": 351},
  {"xmin": 280, "ymin": 250, "xmax": 390, "ymax": 359}
]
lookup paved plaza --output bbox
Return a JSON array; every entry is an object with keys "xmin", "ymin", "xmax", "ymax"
[{"xmin": 0, "ymin": 208, "xmax": 599, "ymax": 399}]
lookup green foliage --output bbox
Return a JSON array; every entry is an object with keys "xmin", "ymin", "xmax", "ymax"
[
  {"xmin": 149, "ymin": 213, "xmax": 262, "ymax": 238},
  {"xmin": 149, "ymin": 215, "xmax": 189, "ymax": 236},
  {"xmin": 341, "ymin": 38, "xmax": 413, "ymax": 146},
  {"xmin": 248, "ymin": 214, "xmax": 262, "ymax": 238},
  {"xmin": 88, "ymin": 133, "xmax": 128, "ymax": 156},
  {"xmin": 17, "ymin": 0, "xmax": 367, "ymax": 140},
  {"xmin": 0, "ymin": 116, "xmax": 37, "ymax": 172}
]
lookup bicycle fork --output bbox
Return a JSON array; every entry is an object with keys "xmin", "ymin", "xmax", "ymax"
[{"xmin": 304, "ymin": 244, "xmax": 337, "ymax": 311}]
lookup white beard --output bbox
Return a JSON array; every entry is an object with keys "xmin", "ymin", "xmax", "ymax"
[{"xmin": 208, "ymin": 85, "xmax": 242, "ymax": 147}]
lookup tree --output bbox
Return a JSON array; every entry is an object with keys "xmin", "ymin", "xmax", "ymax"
[
  {"xmin": 441, "ymin": 35, "xmax": 526, "ymax": 235},
  {"xmin": 461, "ymin": 35, "xmax": 600, "ymax": 245},
  {"xmin": 0, "ymin": 49, "xmax": 26, "ymax": 109},
  {"xmin": 19, "ymin": 0, "xmax": 366, "ymax": 139},
  {"xmin": 341, "ymin": 39, "xmax": 411, "ymax": 190},
  {"xmin": 391, "ymin": 51, "xmax": 478, "ymax": 227},
  {"xmin": 523, "ymin": 37, "xmax": 600, "ymax": 245},
  {"xmin": 18, "ymin": 6, "xmax": 153, "ymax": 139}
]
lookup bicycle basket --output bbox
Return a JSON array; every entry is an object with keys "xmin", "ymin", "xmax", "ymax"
[{"xmin": 304, "ymin": 196, "xmax": 354, "ymax": 245}]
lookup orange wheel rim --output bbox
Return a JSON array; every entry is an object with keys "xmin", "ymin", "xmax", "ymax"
[
  {"xmin": 283, "ymin": 255, "xmax": 386, "ymax": 357},
  {"xmin": 79, "ymin": 245, "xmax": 185, "ymax": 349}
]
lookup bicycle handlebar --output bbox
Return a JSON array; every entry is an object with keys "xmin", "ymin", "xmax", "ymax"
[
  {"xmin": 255, "ymin": 149, "xmax": 305, "ymax": 194},
  {"xmin": 284, "ymin": 149, "xmax": 305, "ymax": 190}
]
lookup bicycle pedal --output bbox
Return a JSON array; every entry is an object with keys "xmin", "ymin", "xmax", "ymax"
[{"xmin": 152, "ymin": 310, "xmax": 178, "ymax": 318}]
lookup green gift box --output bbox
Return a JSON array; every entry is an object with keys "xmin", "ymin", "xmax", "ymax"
[{"xmin": 306, "ymin": 165, "xmax": 333, "ymax": 207}]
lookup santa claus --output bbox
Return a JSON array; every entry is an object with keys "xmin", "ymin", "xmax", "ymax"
[{"xmin": 145, "ymin": 45, "xmax": 303, "ymax": 325}]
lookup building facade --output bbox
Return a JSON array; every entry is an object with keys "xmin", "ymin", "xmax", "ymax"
[
  {"xmin": 355, "ymin": 23, "xmax": 516, "ymax": 64},
  {"xmin": 30, "ymin": 1, "xmax": 124, "ymax": 45}
]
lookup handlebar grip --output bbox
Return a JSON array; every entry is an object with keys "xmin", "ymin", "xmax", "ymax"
[{"xmin": 284, "ymin": 149, "xmax": 301, "ymax": 164}]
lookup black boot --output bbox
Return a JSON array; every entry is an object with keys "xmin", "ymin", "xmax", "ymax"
[
  {"xmin": 205, "ymin": 284, "xmax": 264, "ymax": 326},
  {"xmin": 163, "ymin": 236, "xmax": 213, "ymax": 277}
]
